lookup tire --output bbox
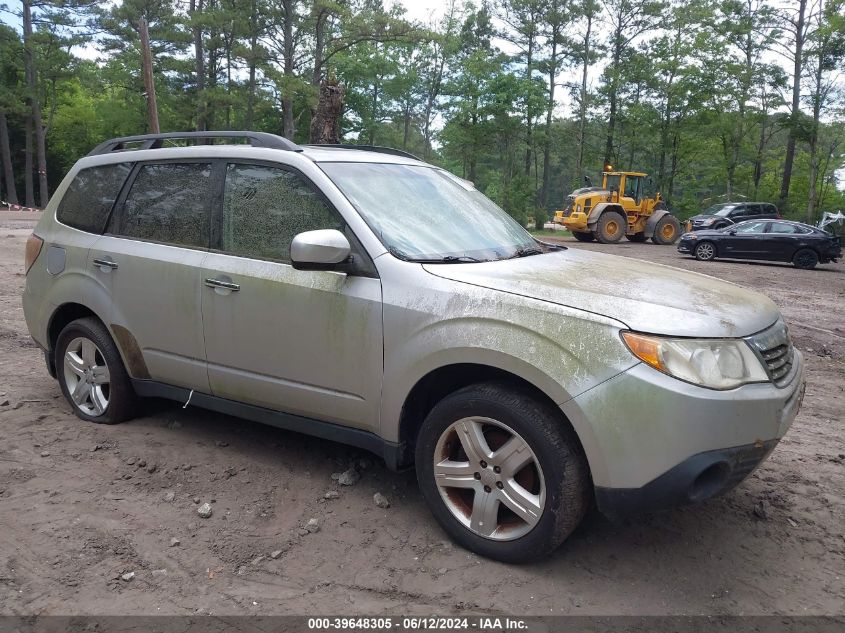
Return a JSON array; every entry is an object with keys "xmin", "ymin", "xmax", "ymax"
[
  {"xmin": 792, "ymin": 248, "xmax": 819, "ymax": 270},
  {"xmin": 651, "ymin": 214, "xmax": 681, "ymax": 245},
  {"xmin": 415, "ymin": 381, "xmax": 590, "ymax": 563},
  {"xmin": 595, "ymin": 211, "xmax": 626, "ymax": 244},
  {"xmin": 572, "ymin": 231, "xmax": 595, "ymax": 242},
  {"xmin": 694, "ymin": 241, "xmax": 716, "ymax": 261},
  {"xmin": 55, "ymin": 317, "xmax": 139, "ymax": 424},
  {"xmin": 625, "ymin": 232, "xmax": 647, "ymax": 243}
]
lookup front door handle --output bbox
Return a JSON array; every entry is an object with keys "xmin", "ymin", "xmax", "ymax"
[
  {"xmin": 92, "ymin": 258, "xmax": 118, "ymax": 270},
  {"xmin": 204, "ymin": 278, "xmax": 240, "ymax": 291}
]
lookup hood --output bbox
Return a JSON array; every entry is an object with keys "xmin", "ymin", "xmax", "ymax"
[
  {"xmin": 423, "ymin": 249, "xmax": 780, "ymax": 338},
  {"xmin": 689, "ymin": 214, "xmax": 721, "ymax": 222}
]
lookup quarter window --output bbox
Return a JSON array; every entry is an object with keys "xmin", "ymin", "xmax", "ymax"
[
  {"xmin": 222, "ymin": 163, "xmax": 343, "ymax": 262},
  {"xmin": 769, "ymin": 222, "xmax": 808, "ymax": 234},
  {"xmin": 56, "ymin": 163, "xmax": 131, "ymax": 233},
  {"xmin": 118, "ymin": 162, "xmax": 212, "ymax": 248}
]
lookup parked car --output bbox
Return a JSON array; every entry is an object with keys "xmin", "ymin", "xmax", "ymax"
[
  {"xmin": 23, "ymin": 132, "xmax": 805, "ymax": 563},
  {"xmin": 686, "ymin": 201, "xmax": 780, "ymax": 231},
  {"xmin": 678, "ymin": 219, "xmax": 842, "ymax": 269}
]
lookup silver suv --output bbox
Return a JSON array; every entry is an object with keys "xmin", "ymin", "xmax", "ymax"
[{"xmin": 23, "ymin": 132, "xmax": 804, "ymax": 563}]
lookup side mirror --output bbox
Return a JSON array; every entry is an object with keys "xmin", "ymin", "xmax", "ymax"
[
  {"xmin": 291, "ymin": 229, "xmax": 351, "ymax": 271},
  {"xmin": 728, "ymin": 230, "xmax": 737, "ymax": 236}
]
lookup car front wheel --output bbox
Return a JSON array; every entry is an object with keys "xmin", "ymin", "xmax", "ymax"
[
  {"xmin": 415, "ymin": 382, "xmax": 590, "ymax": 563},
  {"xmin": 694, "ymin": 241, "xmax": 716, "ymax": 261}
]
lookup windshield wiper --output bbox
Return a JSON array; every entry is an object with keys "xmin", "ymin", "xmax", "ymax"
[
  {"xmin": 408, "ymin": 255, "xmax": 488, "ymax": 263},
  {"xmin": 507, "ymin": 246, "xmax": 544, "ymax": 259}
]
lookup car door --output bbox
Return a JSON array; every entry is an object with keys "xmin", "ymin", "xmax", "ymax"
[
  {"xmin": 201, "ymin": 161, "xmax": 383, "ymax": 432},
  {"xmin": 766, "ymin": 221, "xmax": 804, "ymax": 261},
  {"xmin": 90, "ymin": 160, "xmax": 214, "ymax": 392},
  {"xmin": 721, "ymin": 220, "xmax": 770, "ymax": 258}
]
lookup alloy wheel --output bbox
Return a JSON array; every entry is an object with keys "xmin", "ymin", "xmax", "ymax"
[
  {"xmin": 432, "ymin": 417, "xmax": 546, "ymax": 541},
  {"xmin": 62, "ymin": 337, "xmax": 110, "ymax": 416},
  {"xmin": 696, "ymin": 242, "xmax": 715, "ymax": 260}
]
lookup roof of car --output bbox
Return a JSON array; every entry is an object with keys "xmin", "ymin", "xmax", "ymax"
[{"xmin": 83, "ymin": 131, "xmax": 425, "ymax": 167}]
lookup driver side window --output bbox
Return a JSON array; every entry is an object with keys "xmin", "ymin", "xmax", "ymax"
[
  {"xmin": 735, "ymin": 221, "xmax": 768, "ymax": 234},
  {"xmin": 221, "ymin": 163, "xmax": 344, "ymax": 263}
]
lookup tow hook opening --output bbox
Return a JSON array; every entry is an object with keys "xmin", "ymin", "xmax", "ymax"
[{"xmin": 689, "ymin": 462, "xmax": 730, "ymax": 502}]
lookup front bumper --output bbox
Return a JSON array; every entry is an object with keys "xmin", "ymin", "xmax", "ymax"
[
  {"xmin": 595, "ymin": 440, "xmax": 778, "ymax": 518},
  {"xmin": 560, "ymin": 347, "xmax": 805, "ymax": 516},
  {"xmin": 677, "ymin": 239, "xmax": 694, "ymax": 253}
]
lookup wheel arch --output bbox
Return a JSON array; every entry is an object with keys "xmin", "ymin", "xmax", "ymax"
[
  {"xmin": 48, "ymin": 303, "xmax": 104, "ymax": 352},
  {"xmin": 696, "ymin": 239, "xmax": 719, "ymax": 257},
  {"xmin": 587, "ymin": 202, "xmax": 626, "ymax": 229},
  {"xmin": 644, "ymin": 208, "xmax": 671, "ymax": 237},
  {"xmin": 47, "ymin": 303, "xmax": 149, "ymax": 379},
  {"xmin": 396, "ymin": 363, "xmax": 588, "ymax": 471}
]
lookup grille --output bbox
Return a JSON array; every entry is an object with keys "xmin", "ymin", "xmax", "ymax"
[{"xmin": 746, "ymin": 320, "xmax": 795, "ymax": 387}]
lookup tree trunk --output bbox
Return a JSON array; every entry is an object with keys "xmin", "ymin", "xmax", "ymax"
[
  {"xmin": 575, "ymin": 9, "xmax": 592, "ymax": 187},
  {"xmin": 779, "ymin": 0, "xmax": 807, "ymax": 209},
  {"xmin": 541, "ymin": 31, "xmax": 558, "ymax": 209},
  {"xmin": 246, "ymin": 0, "xmax": 258, "ymax": 129},
  {"xmin": 524, "ymin": 33, "xmax": 534, "ymax": 176},
  {"xmin": 309, "ymin": 79, "xmax": 344, "ymax": 144},
  {"xmin": 24, "ymin": 116, "xmax": 34, "ymax": 208},
  {"xmin": 281, "ymin": 0, "xmax": 295, "ymax": 139},
  {"xmin": 190, "ymin": 0, "xmax": 206, "ymax": 131},
  {"xmin": 603, "ymin": 37, "xmax": 621, "ymax": 169},
  {"xmin": 139, "ymin": 18, "xmax": 160, "ymax": 134},
  {"xmin": 23, "ymin": 0, "xmax": 48, "ymax": 207},
  {"xmin": 0, "ymin": 111, "xmax": 18, "ymax": 206}
]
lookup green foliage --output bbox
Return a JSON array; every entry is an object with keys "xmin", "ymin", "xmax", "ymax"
[{"xmin": 0, "ymin": 0, "xmax": 842, "ymax": 222}]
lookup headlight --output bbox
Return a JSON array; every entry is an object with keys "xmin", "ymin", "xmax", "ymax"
[
  {"xmin": 621, "ymin": 331, "xmax": 769, "ymax": 390},
  {"xmin": 701, "ymin": 218, "xmax": 715, "ymax": 225}
]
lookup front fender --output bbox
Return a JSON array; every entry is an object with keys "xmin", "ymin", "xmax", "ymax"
[
  {"xmin": 644, "ymin": 209, "xmax": 671, "ymax": 237},
  {"xmin": 587, "ymin": 202, "xmax": 625, "ymax": 228},
  {"xmin": 379, "ymin": 279, "xmax": 637, "ymax": 444}
]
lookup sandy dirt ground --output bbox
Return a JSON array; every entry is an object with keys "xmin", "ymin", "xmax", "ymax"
[{"xmin": 0, "ymin": 211, "xmax": 843, "ymax": 616}]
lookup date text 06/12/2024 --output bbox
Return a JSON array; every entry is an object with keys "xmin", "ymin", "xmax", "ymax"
[{"xmin": 307, "ymin": 617, "xmax": 529, "ymax": 630}]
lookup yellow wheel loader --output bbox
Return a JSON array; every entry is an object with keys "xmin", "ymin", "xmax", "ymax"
[{"xmin": 553, "ymin": 170, "xmax": 681, "ymax": 245}]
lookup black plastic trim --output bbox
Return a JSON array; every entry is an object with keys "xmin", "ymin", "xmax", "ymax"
[
  {"xmin": 595, "ymin": 439, "xmax": 779, "ymax": 519},
  {"xmin": 131, "ymin": 380, "xmax": 406, "ymax": 470}
]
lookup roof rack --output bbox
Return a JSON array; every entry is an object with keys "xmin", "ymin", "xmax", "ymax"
[
  {"xmin": 304, "ymin": 144, "xmax": 420, "ymax": 160},
  {"xmin": 87, "ymin": 131, "xmax": 302, "ymax": 156}
]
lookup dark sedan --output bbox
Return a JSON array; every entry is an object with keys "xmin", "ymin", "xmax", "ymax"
[{"xmin": 677, "ymin": 219, "xmax": 841, "ymax": 269}]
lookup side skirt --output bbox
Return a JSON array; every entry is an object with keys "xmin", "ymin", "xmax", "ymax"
[{"xmin": 131, "ymin": 379, "xmax": 407, "ymax": 471}]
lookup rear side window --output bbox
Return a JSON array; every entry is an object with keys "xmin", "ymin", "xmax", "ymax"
[
  {"xmin": 221, "ymin": 163, "xmax": 343, "ymax": 262},
  {"xmin": 56, "ymin": 163, "xmax": 131, "ymax": 233},
  {"xmin": 117, "ymin": 162, "xmax": 212, "ymax": 248}
]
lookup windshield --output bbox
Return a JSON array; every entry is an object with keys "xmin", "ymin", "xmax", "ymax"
[
  {"xmin": 604, "ymin": 174, "xmax": 621, "ymax": 193},
  {"xmin": 712, "ymin": 204, "xmax": 739, "ymax": 217},
  {"xmin": 320, "ymin": 162, "xmax": 538, "ymax": 261}
]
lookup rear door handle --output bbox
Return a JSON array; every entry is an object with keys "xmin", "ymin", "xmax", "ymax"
[
  {"xmin": 92, "ymin": 258, "xmax": 118, "ymax": 270},
  {"xmin": 204, "ymin": 278, "xmax": 240, "ymax": 291}
]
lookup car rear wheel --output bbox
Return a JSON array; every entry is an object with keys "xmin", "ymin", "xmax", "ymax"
[
  {"xmin": 793, "ymin": 248, "xmax": 819, "ymax": 270},
  {"xmin": 595, "ymin": 211, "xmax": 626, "ymax": 243},
  {"xmin": 55, "ymin": 317, "xmax": 138, "ymax": 424},
  {"xmin": 652, "ymin": 215, "xmax": 681, "ymax": 245},
  {"xmin": 572, "ymin": 231, "xmax": 595, "ymax": 242},
  {"xmin": 415, "ymin": 382, "xmax": 590, "ymax": 563}
]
